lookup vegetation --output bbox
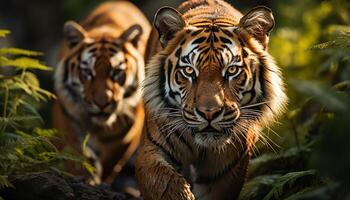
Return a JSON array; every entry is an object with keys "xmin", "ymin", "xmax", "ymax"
[
  {"xmin": 239, "ymin": 0, "xmax": 350, "ymax": 199},
  {"xmin": 0, "ymin": 30, "xmax": 82, "ymax": 190},
  {"xmin": 0, "ymin": 0, "xmax": 349, "ymax": 199}
]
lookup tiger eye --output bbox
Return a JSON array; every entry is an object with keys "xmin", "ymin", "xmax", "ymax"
[
  {"xmin": 185, "ymin": 66, "xmax": 194, "ymax": 75},
  {"xmin": 227, "ymin": 66, "xmax": 237, "ymax": 74}
]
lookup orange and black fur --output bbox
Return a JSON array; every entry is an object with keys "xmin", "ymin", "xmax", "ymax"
[
  {"xmin": 136, "ymin": 0, "xmax": 287, "ymax": 199},
  {"xmin": 53, "ymin": 1, "xmax": 150, "ymax": 183}
]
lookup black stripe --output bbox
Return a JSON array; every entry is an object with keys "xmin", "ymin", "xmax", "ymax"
[
  {"xmin": 158, "ymin": 57, "xmax": 172, "ymax": 108},
  {"xmin": 242, "ymin": 69, "xmax": 258, "ymax": 106},
  {"xmin": 175, "ymin": 47, "xmax": 182, "ymax": 57},
  {"xmin": 124, "ymin": 85, "xmax": 138, "ymax": 98},
  {"xmin": 191, "ymin": 29, "xmax": 203, "ymax": 36},
  {"xmin": 192, "ymin": 37, "xmax": 206, "ymax": 45},
  {"xmin": 124, "ymin": 77, "xmax": 139, "ymax": 98},
  {"xmin": 222, "ymin": 29, "xmax": 234, "ymax": 38},
  {"xmin": 64, "ymin": 84, "xmax": 80, "ymax": 102},
  {"xmin": 63, "ymin": 59, "xmax": 70, "ymax": 83},
  {"xmin": 167, "ymin": 60, "xmax": 173, "ymax": 91},
  {"xmin": 219, "ymin": 37, "xmax": 232, "ymax": 45}
]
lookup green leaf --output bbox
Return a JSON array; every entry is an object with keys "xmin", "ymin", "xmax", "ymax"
[
  {"xmin": 0, "ymin": 175, "xmax": 12, "ymax": 188},
  {"xmin": 0, "ymin": 48, "xmax": 42, "ymax": 56},
  {"xmin": 0, "ymin": 30, "xmax": 82, "ymax": 185},
  {"xmin": 309, "ymin": 31, "xmax": 350, "ymax": 50},
  {"xmin": 239, "ymin": 174, "xmax": 281, "ymax": 200},
  {"xmin": 0, "ymin": 57, "xmax": 51, "ymax": 71},
  {"xmin": 263, "ymin": 170, "xmax": 319, "ymax": 200},
  {"xmin": 290, "ymin": 79, "xmax": 350, "ymax": 112},
  {"xmin": 33, "ymin": 128, "xmax": 58, "ymax": 139},
  {"xmin": 248, "ymin": 147, "xmax": 311, "ymax": 178},
  {"xmin": 0, "ymin": 30, "xmax": 10, "ymax": 38},
  {"xmin": 0, "ymin": 72, "xmax": 55, "ymax": 101}
]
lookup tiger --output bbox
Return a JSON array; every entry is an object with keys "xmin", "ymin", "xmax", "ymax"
[
  {"xmin": 135, "ymin": 0, "xmax": 287, "ymax": 199},
  {"xmin": 52, "ymin": 1, "xmax": 150, "ymax": 184}
]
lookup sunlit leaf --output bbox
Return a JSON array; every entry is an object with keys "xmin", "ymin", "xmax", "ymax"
[
  {"xmin": 0, "ymin": 48, "xmax": 42, "ymax": 56},
  {"xmin": 0, "ymin": 57, "xmax": 51, "ymax": 71},
  {"xmin": 0, "ymin": 30, "xmax": 10, "ymax": 38}
]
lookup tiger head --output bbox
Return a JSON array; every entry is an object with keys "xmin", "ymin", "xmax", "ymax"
[
  {"xmin": 144, "ymin": 6, "xmax": 287, "ymax": 147},
  {"xmin": 55, "ymin": 21, "xmax": 144, "ymax": 127}
]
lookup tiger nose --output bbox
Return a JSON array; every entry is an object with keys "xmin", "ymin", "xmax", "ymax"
[
  {"xmin": 94, "ymin": 98, "xmax": 110, "ymax": 110},
  {"xmin": 196, "ymin": 106, "xmax": 223, "ymax": 121},
  {"xmin": 94, "ymin": 90, "xmax": 113, "ymax": 110}
]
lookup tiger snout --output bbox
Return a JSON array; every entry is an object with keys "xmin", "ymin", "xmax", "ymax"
[
  {"xmin": 85, "ymin": 89, "xmax": 120, "ymax": 123},
  {"xmin": 191, "ymin": 89, "xmax": 242, "ymax": 131}
]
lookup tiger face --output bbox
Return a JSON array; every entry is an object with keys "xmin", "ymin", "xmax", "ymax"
[
  {"xmin": 55, "ymin": 21, "xmax": 144, "ymax": 126},
  {"xmin": 144, "ymin": 6, "xmax": 286, "ymax": 146}
]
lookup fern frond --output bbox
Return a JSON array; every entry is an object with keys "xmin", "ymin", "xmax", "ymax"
[
  {"xmin": 239, "ymin": 174, "xmax": 281, "ymax": 200},
  {"xmin": 0, "ymin": 29, "xmax": 84, "ymax": 189},
  {"xmin": 263, "ymin": 170, "xmax": 318, "ymax": 200},
  {"xmin": 0, "ymin": 72, "xmax": 55, "ymax": 101},
  {"xmin": 0, "ymin": 48, "xmax": 42, "ymax": 56},
  {"xmin": 310, "ymin": 31, "xmax": 350, "ymax": 50},
  {"xmin": 0, "ymin": 57, "xmax": 51, "ymax": 71},
  {"xmin": 0, "ymin": 175, "xmax": 12, "ymax": 189},
  {"xmin": 0, "ymin": 30, "xmax": 10, "ymax": 37}
]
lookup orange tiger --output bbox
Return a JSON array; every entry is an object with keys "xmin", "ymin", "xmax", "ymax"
[
  {"xmin": 136, "ymin": 0, "xmax": 287, "ymax": 199},
  {"xmin": 53, "ymin": 1, "xmax": 150, "ymax": 184}
]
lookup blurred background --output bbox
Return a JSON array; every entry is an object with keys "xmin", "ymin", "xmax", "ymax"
[{"xmin": 0, "ymin": 0, "xmax": 350, "ymax": 199}]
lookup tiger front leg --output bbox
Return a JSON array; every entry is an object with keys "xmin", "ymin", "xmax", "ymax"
[{"xmin": 135, "ymin": 142, "xmax": 195, "ymax": 200}]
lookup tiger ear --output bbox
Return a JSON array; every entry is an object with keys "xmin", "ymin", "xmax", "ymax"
[
  {"xmin": 120, "ymin": 24, "xmax": 143, "ymax": 47},
  {"xmin": 239, "ymin": 6, "xmax": 275, "ymax": 48},
  {"xmin": 63, "ymin": 21, "xmax": 87, "ymax": 48},
  {"xmin": 154, "ymin": 6, "xmax": 185, "ymax": 48}
]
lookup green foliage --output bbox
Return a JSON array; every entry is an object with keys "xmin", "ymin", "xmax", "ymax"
[
  {"xmin": 239, "ymin": 0, "xmax": 350, "ymax": 199},
  {"xmin": 0, "ymin": 29, "xmax": 82, "ymax": 189},
  {"xmin": 0, "ymin": 48, "xmax": 42, "ymax": 56},
  {"xmin": 0, "ymin": 30, "xmax": 10, "ymax": 38}
]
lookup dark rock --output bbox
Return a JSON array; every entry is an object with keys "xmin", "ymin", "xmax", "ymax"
[{"xmin": 0, "ymin": 172, "xmax": 138, "ymax": 200}]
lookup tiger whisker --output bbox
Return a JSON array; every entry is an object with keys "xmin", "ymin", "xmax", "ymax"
[{"xmin": 240, "ymin": 101, "xmax": 271, "ymax": 109}]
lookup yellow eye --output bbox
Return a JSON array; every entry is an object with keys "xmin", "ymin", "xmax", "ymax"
[
  {"xmin": 184, "ymin": 66, "xmax": 194, "ymax": 75},
  {"xmin": 226, "ymin": 65, "xmax": 242, "ymax": 78},
  {"xmin": 227, "ymin": 66, "xmax": 237, "ymax": 74}
]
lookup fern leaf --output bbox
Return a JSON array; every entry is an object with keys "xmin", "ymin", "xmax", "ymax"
[
  {"xmin": 239, "ymin": 174, "xmax": 281, "ymax": 200},
  {"xmin": 310, "ymin": 31, "xmax": 350, "ymax": 50},
  {"xmin": 33, "ymin": 128, "xmax": 58, "ymax": 139},
  {"xmin": 263, "ymin": 170, "xmax": 318, "ymax": 200},
  {"xmin": 0, "ymin": 30, "xmax": 10, "ymax": 37},
  {"xmin": 0, "ymin": 48, "xmax": 42, "ymax": 56},
  {"xmin": 0, "ymin": 57, "xmax": 51, "ymax": 71},
  {"xmin": 0, "ymin": 175, "xmax": 12, "ymax": 189}
]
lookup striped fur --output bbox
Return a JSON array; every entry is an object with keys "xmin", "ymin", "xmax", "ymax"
[
  {"xmin": 136, "ymin": 0, "xmax": 287, "ymax": 199},
  {"xmin": 53, "ymin": 1, "xmax": 150, "ymax": 184}
]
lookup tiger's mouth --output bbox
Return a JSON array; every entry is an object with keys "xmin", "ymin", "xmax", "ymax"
[
  {"xmin": 194, "ymin": 125, "xmax": 232, "ymax": 146},
  {"xmin": 91, "ymin": 112, "xmax": 111, "ymax": 119},
  {"xmin": 89, "ymin": 111, "xmax": 117, "ymax": 125},
  {"xmin": 86, "ymin": 101, "xmax": 119, "ymax": 124},
  {"xmin": 197, "ymin": 126, "xmax": 224, "ymax": 137}
]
